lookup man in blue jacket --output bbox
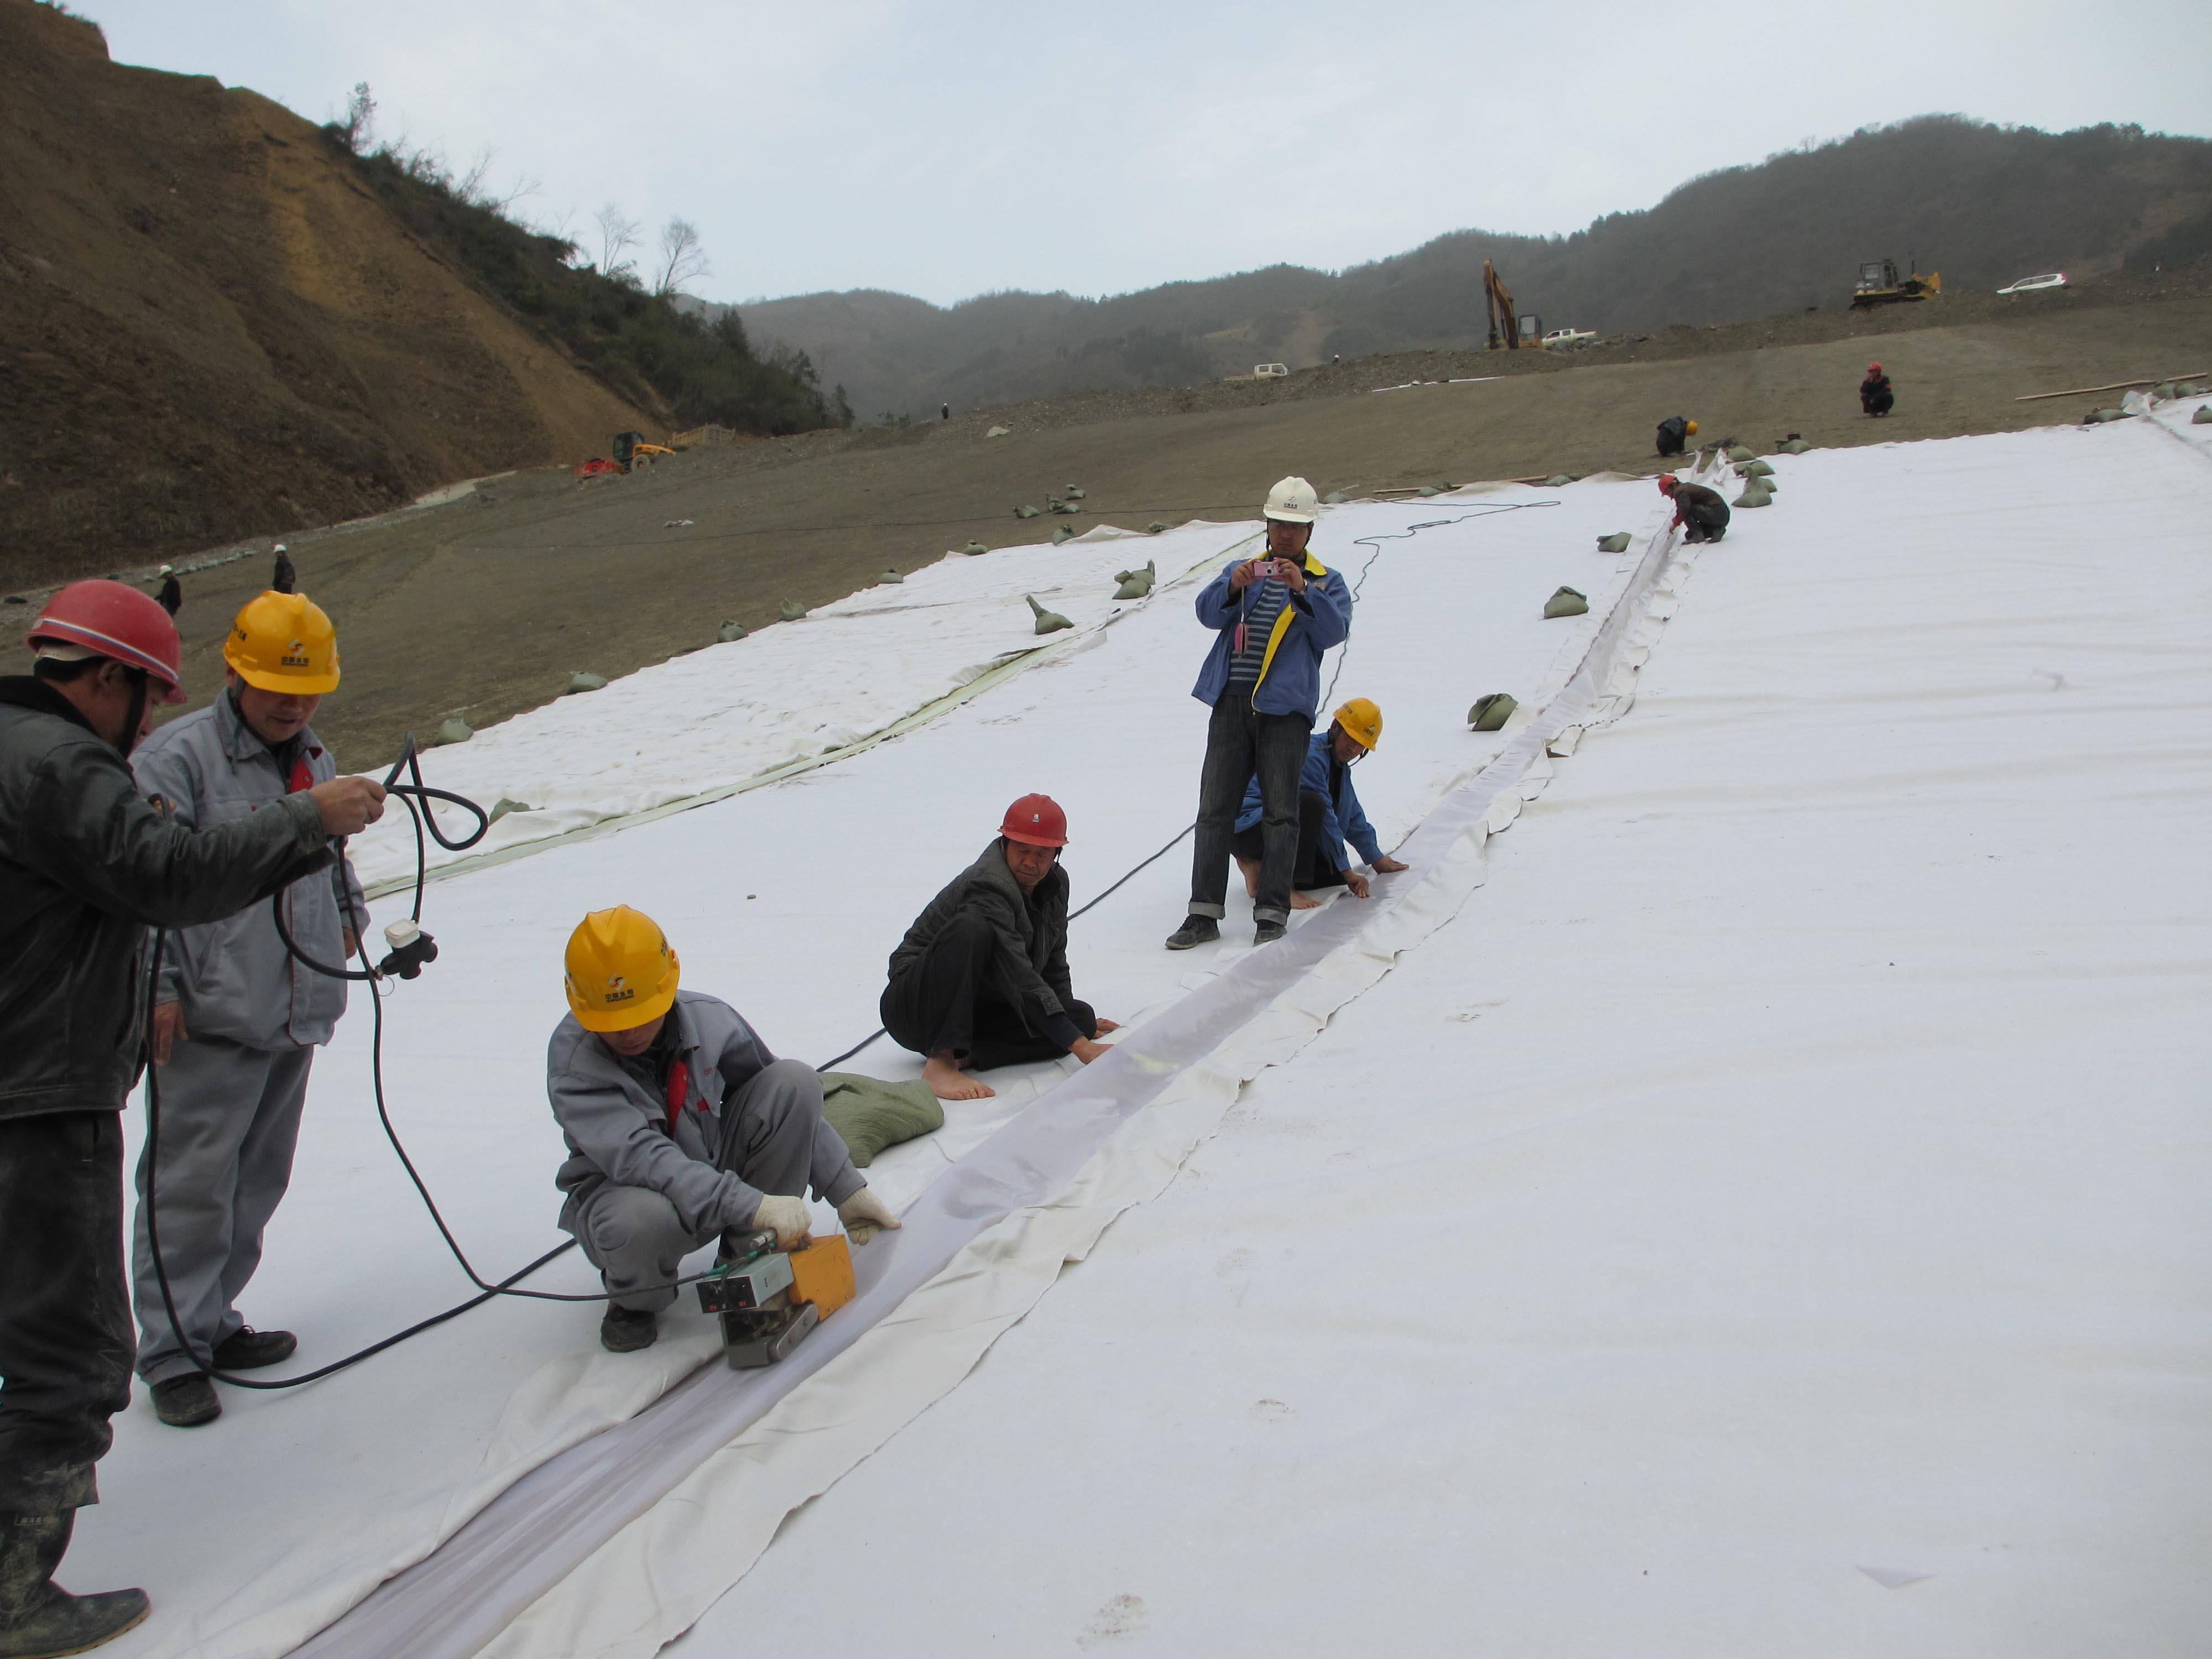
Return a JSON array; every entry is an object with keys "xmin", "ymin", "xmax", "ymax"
[
  {"xmin": 1167, "ymin": 476, "xmax": 1353, "ymax": 948},
  {"xmin": 1233, "ymin": 698, "xmax": 1408, "ymax": 908}
]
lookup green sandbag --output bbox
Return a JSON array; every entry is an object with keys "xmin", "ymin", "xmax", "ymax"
[
  {"xmin": 779, "ymin": 600, "xmax": 808, "ymax": 621},
  {"xmin": 1027, "ymin": 594, "xmax": 1072, "ymax": 633},
  {"xmin": 1597, "ymin": 532, "xmax": 1632, "ymax": 553},
  {"xmin": 878, "ymin": 569, "xmax": 904, "ymax": 584},
  {"xmin": 1543, "ymin": 586, "xmax": 1588, "ymax": 619},
  {"xmin": 717, "ymin": 620, "xmax": 748, "ymax": 643},
  {"xmin": 1543, "ymin": 473, "xmax": 1574, "ymax": 487},
  {"xmin": 1114, "ymin": 560, "xmax": 1156, "ymax": 599},
  {"xmin": 565, "ymin": 672, "xmax": 607, "ymax": 694},
  {"xmin": 488, "ymin": 796, "xmax": 531, "ymax": 824},
  {"xmin": 2153, "ymin": 382, "xmax": 2176, "ymax": 399},
  {"xmin": 1323, "ymin": 490, "xmax": 1350, "ymax": 504},
  {"xmin": 1013, "ymin": 505, "xmax": 1041, "ymax": 519},
  {"xmin": 819, "ymin": 1072, "xmax": 945, "ymax": 1168},
  {"xmin": 1051, "ymin": 523, "xmax": 1077, "ymax": 544},
  {"xmin": 1777, "ymin": 439, "xmax": 1813, "ymax": 455},
  {"xmin": 1738, "ymin": 458, "xmax": 1775, "ymax": 477},
  {"xmin": 2195, "ymin": 406, "xmax": 2212, "ymax": 425},
  {"xmin": 1064, "ymin": 487, "xmax": 1086, "ymax": 499},
  {"xmin": 1468, "ymin": 692, "xmax": 1517, "ymax": 731},
  {"xmin": 1726, "ymin": 445, "xmax": 1755, "ymax": 462},
  {"xmin": 1734, "ymin": 484, "xmax": 1772, "ymax": 508},
  {"xmin": 430, "ymin": 716, "xmax": 473, "ymax": 747},
  {"xmin": 1417, "ymin": 486, "xmax": 1441, "ymax": 497},
  {"xmin": 963, "ymin": 540, "xmax": 989, "ymax": 556},
  {"xmin": 1145, "ymin": 520, "xmax": 1170, "ymax": 534},
  {"xmin": 1049, "ymin": 499, "xmax": 1081, "ymax": 514}
]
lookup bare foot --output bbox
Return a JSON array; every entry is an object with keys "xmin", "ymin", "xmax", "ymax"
[
  {"xmin": 1236, "ymin": 857, "xmax": 1260, "ymax": 900},
  {"xmin": 1290, "ymin": 891, "xmax": 1323, "ymax": 910},
  {"xmin": 922, "ymin": 1054, "xmax": 995, "ymax": 1100}
]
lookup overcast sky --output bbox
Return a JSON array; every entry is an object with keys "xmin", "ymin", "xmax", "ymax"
[{"xmin": 82, "ymin": 0, "xmax": 2212, "ymax": 310}]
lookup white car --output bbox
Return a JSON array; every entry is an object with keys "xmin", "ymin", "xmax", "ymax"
[
  {"xmin": 1253, "ymin": 363, "xmax": 1289, "ymax": 378},
  {"xmin": 1541, "ymin": 328, "xmax": 1597, "ymax": 349},
  {"xmin": 1996, "ymin": 273, "xmax": 2068, "ymax": 295}
]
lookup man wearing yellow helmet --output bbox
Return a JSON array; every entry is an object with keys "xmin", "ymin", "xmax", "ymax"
[
  {"xmin": 549, "ymin": 907, "xmax": 899, "ymax": 1354},
  {"xmin": 1231, "ymin": 697, "xmax": 1408, "ymax": 909},
  {"xmin": 127, "ymin": 589, "xmax": 369, "ymax": 1429},
  {"xmin": 1655, "ymin": 415, "xmax": 1698, "ymax": 457}
]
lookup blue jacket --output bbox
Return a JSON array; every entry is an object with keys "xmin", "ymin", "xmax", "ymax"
[
  {"xmin": 1237, "ymin": 730, "xmax": 1383, "ymax": 871},
  {"xmin": 1190, "ymin": 550, "xmax": 1352, "ymax": 718}
]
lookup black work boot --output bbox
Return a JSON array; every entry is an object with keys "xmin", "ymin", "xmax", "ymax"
[
  {"xmin": 1253, "ymin": 920, "xmax": 1287, "ymax": 945},
  {"xmin": 600, "ymin": 1306, "xmax": 658, "ymax": 1353},
  {"xmin": 212, "ymin": 1327, "xmax": 296, "ymax": 1370},
  {"xmin": 0, "ymin": 1510, "xmax": 150, "ymax": 1658},
  {"xmin": 149, "ymin": 1374, "xmax": 220, "ymax": 1428},
  {"xmin": 1164, "ymin": 915, "xmax": 1219, "ymax": 951}
]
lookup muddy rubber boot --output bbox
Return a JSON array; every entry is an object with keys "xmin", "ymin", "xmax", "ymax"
[
  {"xmin": 1164, "ymin": 915, "xmax": 1219, "ymax": 951},
  {"xmin": 149, "ymin": 1374, "xmax": 219, "ymax": 1428},
  {"xmin": 600, "ymin": 1306, "xmax": 659, "ymax": 1353},
  {"xmin": 0, "ymin": 1511, "xmax": 150, "ymax": 1658},
  {"xmin": 212, "ymin": 1327, "xmax": 296, "ymax": 1370}
]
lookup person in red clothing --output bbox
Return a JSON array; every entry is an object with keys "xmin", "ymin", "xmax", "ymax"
[{"xmin": 1657, "ymin": 473, "xmax": 1731, "ymax": 544}]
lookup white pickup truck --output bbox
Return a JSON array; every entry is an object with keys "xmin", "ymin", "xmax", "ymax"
[{"xmin": 1541, "ymin": 328, "xmax": 1597, "ymax": 350}]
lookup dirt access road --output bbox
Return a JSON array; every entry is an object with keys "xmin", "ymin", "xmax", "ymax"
[{"xmin": 7, "ymin": 277, "xmax": 2207, "ymax": 769}]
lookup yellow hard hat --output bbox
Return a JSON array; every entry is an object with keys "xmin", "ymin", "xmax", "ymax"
[
  {"xmin": 564, "ymin": 906, "xmax": 681, "ymax": 1032},
  {"xmin": 225, "ymin": 590, "xmax": 340, "ymax": 695},
  {"xmin": 1684, "ymin": 419, "xmax": 1699, "ymax": 436},
  {"xmin": 1332, "ymin": 697, "xmax": 1383, "ymax": 750}
]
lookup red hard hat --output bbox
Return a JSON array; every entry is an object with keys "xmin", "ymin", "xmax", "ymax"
[
  {"xmin": 26, "ymin": 579, "xmax": 187, "ymax": 703},
  {"xmin": 1000, "ymin": 792, "xmax": 1068, "ymax": 848},
  {"xmin": 1867, "ymin": 361, "xmax": 1881, "ymax": 374},
  {"xmin": 1657, "ymin": 473, "xmax": 1678, "ymax": 493}
]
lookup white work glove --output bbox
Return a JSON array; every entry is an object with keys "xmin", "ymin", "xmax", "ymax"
[
  {"xmin": 751, "ymin": 1194, "xmax": 812, "ymax": 1249},
  {"xmin": 837, "ymin": 1187, "xmax": 902, "ymax": 1245}
]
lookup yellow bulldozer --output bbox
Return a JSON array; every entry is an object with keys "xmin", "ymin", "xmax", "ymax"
[
  {"xmin": 612, "ymin": 430, "xmax": 677, "ymax": 472},
  {"xmin": 1850, "ymin": 258, "xmax": 1941, "ymax": 309}
]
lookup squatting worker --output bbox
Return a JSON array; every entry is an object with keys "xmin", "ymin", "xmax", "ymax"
[
  {"xmin": 128, "ymin": 591, "xmax": 369, "ymax": 1431},
  {"xmin": 547, "ymin": 907, "xmax": 900, "ymax": 1354},
  {"xmin": 1655, "ymin": 415, "xmax": 1697, "ymax": 457},
  {"xmin": 880, "ymin": 794, "xmax": 1119, "ymax": 1102},
  {"xmin": 1657, "ymin": 473, "xmax": 1730, "ymax": 544},
  {"xmin": 1861, "ymin": 361, "xmax": 1895, "ymax": 417},
  {"xmin": 1233, "ymin": 698, "xmax": 1408, "ymax": 910},
  {"xmin": 1167, "ymin": 476, "xmax": 1353, "ymax": 950},
  {"xmin": 0, "ymin": 581, "xmax": 383, "ymax": 1657}
]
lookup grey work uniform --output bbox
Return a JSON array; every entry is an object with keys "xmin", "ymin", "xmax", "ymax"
[
  {"xmin": 127, "ymin": 692, "xmax": 367, "ymax": 1384},
  {"xmin": 547, "ymin": 991, "xmax": 864, "ymax": 1313}
]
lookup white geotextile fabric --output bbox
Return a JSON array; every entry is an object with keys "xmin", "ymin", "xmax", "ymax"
[
  {"xmin": 670, "ymin": 421, "xmax": 2212, "ymax": 1656},
  {"xmin": 82, "ymin": 481, "xmax": 1658, "ymax": 1658},
  {"xmin": 348, "ymin": 519, "xmax": 1257, "ymax": 890}
]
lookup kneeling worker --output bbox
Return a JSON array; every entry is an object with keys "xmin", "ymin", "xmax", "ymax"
[
  {"xmin": 548, "ymin": 907, "xmax": 899, "ymax": 1353},
  {"xmin": 1234, "ymin": 698, "xmax": 1408, "ymax": 909},
  {"xmin": 1657, "ymin": 473, "xmax": 1730, "ymax": 544},
  {"xmin": 1655, "ymin": 415, "xmax": 1697, "ymax": 457},
  {"xmin": 881, "ymin": 795, "xmax": 1118, "ymax": 1102},
  {"xmin": 128, "ymin": 590, "xmax": 368, "ymax": 1430}
]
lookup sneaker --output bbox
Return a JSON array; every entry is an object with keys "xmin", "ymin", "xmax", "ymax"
[
  {"xmin": 599, "ymin": 1306, "xmax": 659, "ymax": 1354},
  {"xmin": 1253, "ymin": 920, "xmax": 1287, "ymax": 945},
  {"xmin": 212, "ymin": 1327, "xmax": 296, "ymax": 1370},
  {"xmin": 1164, "ymin": 915, "xmax": 1219, "ymax": 951},
  {"xmin": 149, "ymin": 1374, "xmax": 220, "ymax": 1428}
]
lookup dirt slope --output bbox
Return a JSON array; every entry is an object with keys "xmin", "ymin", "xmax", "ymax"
[{"xmin": 0, "ymin": 0, "xmax": 653, "ymax": 590}]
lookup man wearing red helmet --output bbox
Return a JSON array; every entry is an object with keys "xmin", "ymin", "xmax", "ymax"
[
  {"xmin": 1657, "ymin": 473, "xmax": 1730, "ymax": 544},
  {"xmin": 881, "ymin": 795, "xmax": 1119, "ymax": 1100},
  {"xmin": 0, "ymin": 581, "xmax": 385, "ymax": 1655},
  {"xmin": 1860, "ymin": 361, "xmax": 1895, "ymax": 417}
]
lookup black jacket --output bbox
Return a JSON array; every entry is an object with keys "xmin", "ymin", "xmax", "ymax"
[
  {"xmin": 888, "ymin": 840, "xmax": 1076, "ymax": 1041},
  {"xmin": 0, "ymin": 677, "xmax": 332, "ymax": 1120},
  {"xmin": 1670, "ymin": 481, "xmax": 1729, "ymax": 523}
]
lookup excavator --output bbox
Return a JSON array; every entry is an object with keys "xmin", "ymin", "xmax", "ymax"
[
  {"xmin": 1850, "ymin": 258, "xmax": 1941, "ymax": 309},
  {"xmin": 1482, "ymin": 259, "xmax": 1538, "ymax": 350}
]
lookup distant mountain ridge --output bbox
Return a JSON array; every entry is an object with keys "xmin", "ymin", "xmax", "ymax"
[{"xmin": 714, "ymin": 116, "xmax": 2212, "ymax": 420}]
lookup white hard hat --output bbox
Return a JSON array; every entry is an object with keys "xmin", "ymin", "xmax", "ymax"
[{"xmin": 1263, "ymin": 475, "xmax": 1319, "ymax": 524}]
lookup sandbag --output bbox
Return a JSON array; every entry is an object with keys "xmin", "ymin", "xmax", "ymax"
[
  {"xmin": 1417, "ymin": 486, "xmax": 1440, "ymax": 497},
  {"xmin": 1734, "ymin": 484, "xmax": 1772, "ymax": 508},
  {"xmin": 818, "ymin": 1072, "xmax": 945, "ymax": 1168},
  {"xmin": 488, "ymin": 796, "xmax": 532, "ymax": 825},
  {"xmin": 1543, "ymin": 473, "xmax": 1574, "ymax": 487},
  {"xmin": 1738, "ymin": 458, "xmax": 1775, "ymax": 477},
  {"xmin": 1726, "ymin": 445, "xmax": 1755, "ymax": 462},
  {"xmin": 1543, "ymin": 586, "xmax": 1588, "ymax": 619},
  {"xmin": 985, "ymin": 425, "xmax": 1010, "ymax": 438},
  {"xmin": 2195, "ymin": 406, "xmax": 2212, "ymax": 425},
  {"xmin": 1145, "ymin": 521, "xmax": 1170, "ymax": 534},
  {"xmin": 1064, "ymin": 487, "xmax": 1086, "ymax": 499},
  {"xmin": 1051, "ymin": 524, "xmax": 1077, "ymax": 544},
  {"xmin": 1048, "ymin": 499, "xmax": 1081, "ymax": 514},
  {"xmin": 1013, "ymin": 505, "xmax": 1041, "ymax": 519},
  {"xmin": 717, "ymin": 620, "xmax": 748, "ymax": 643},
  {"xmin": 1777, "ymin": 438, "xmax": 1813, "ymax": 455},
  {"xmin": 1026, "ymin": 594, "xmax": 1073, "ymax": 634},
  {"xmin": 430, "ymin": 716, "xmax": 473, "ymax": 747},
  {"xmin": 779, "ymin": 600, "xmax": 807, "ymax": 622},
  {"xmin": 1323, "ymin": 490, "xmax": 1350, "ymax": 504},
  {"xmin": 565, "ymin": 672, "xmax": 607, "ymax": 694},
  {"xmin": 878, "ymin": 569, "xmax": 905, "ymax": 585},
  {"xmin": 1597, "ymin": 532, "xmax": 1632, "ymax": 553},
  {"xmin": 2153, "ymin": 382, "xmax": 2176, "ymax": 399},
  {"xmin": 963, "ymin": 540, "xmax": 990, "ymax": 556},
  {"xmin": 1468, "ymin": 692, "xmax": 1517, "ymax": 732},
  {"xmin": 1114, "ymin": 560, "xmax": 1156, "ymax": 599}
]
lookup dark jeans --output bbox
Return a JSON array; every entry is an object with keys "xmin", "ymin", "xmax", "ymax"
[
  {"xmin": 880, "ymin": 911, "xmax": 1097, "ymax": 1071},
  {"xmin": 0, "ymin": 1112, "xmax": 133, "ymax": 1512},
  {"xmin": 1682, "ymin": 501, "xmax": 1730, "ymax": 544},
  {"xmin": 1230, "ymin": 789, "xmax": 1346, "ymax": 892},
  {"xmin": 1190, "ymin": 692, "xmax": 1311, "ymax": 926}
]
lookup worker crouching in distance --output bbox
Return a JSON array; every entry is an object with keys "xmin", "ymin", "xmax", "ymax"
[
  {"xmin": 1233, "ymin": 698, "xmax": 1408, "ymax": 910},
  {"xmin": 1860, "ymin": 361, "xmax": 1895, "ymax": 416},
  {"xmin": 1657, "ymin": 473, "xmax": 1730, "ymax": 544},
  {"xmin": 128, "ymin": 591, "xmax": 367, "ymax": 1431},
  {"xmin": 1167, "ymin": 476, "xmax": 1353, "ymax": 950},
  {"xmin": 1, "ymin": 582, "xmax": 385, "ymax": 1657},
  {"xmin": 880, "ymin": 795, "xmax": 1119, "ymax": 1102},
  {"xmin": 1655, "ymin": 415, "xmax": 1697, "ymax": 457},
  {"xmin": 549, "ymin": 907, "xmax": 899, "ymax": 1354}
]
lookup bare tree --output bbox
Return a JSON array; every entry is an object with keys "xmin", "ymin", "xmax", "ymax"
[
  {"xmin": 651, "ymin": 217, "xmax": 711, "ymax": 298},
  {"xmin": 592, "ymin": 204, "xmax": 640, "ymax": 281},
  {"xmin": 340, "ymin": 81, "xmax": 376, "ymax": 154}
]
